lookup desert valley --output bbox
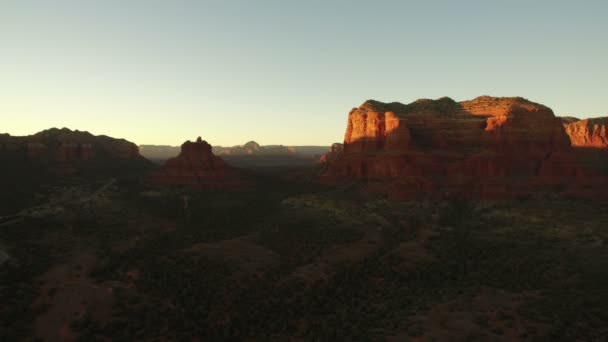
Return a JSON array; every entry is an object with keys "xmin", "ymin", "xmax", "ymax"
[{"xmin": 1, "ymin": 96, "xmax": 608, "ymax": 341}]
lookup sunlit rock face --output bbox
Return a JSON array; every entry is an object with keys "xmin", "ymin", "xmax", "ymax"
[
  {"xmin": 343, "ymin": 102, "xmax": 411, "ymax": 154},
  {"xmin": 561, "ymin": 117, "xmax": 608, "ymax": 183},
  {"xmin": 322, "ymin": 96, "xmax": 606, "ymax": 199},
  {"xmin": 148, "ymin": 137, "xmax": 243, "ymax": 189},
  {"xmin": 563, "ymin": 117, "xmax": 608, "ymax": 148}
]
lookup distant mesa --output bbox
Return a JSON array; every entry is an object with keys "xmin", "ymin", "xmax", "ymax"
[
  {"xmin": 0, "ymin": 127, "xmax": 144, "ymax": 161},
  {"xmin": 321, "ymin": 96, "xmax": 608, "ymax": 199},
  {"xmin": 148, "ymin": 137, "xmax": 244, "ymax": 189},
  {"xmin": 213, "ymin": 141, "xmax": 298, "ymax": 156},
  {"xmin": 215, "ymin": 141, "xmax": 268, "ymax": 155},
  {"xmin": 0, "ymin": 127, "xmax": 149, "ymax": 175},
  {"xmin": 141, "ymin": 141, "xmax": 328, "ymax": 161}
]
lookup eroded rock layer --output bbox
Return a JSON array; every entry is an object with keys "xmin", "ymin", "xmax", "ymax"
[{"xmin": 323, "ymin": 96, "xmax": 605, "ymax": 199}]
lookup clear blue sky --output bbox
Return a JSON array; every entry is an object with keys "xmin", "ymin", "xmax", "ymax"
[{"xmin": 1, "ymin": 0, "xmax": 606, "ymax": 146}]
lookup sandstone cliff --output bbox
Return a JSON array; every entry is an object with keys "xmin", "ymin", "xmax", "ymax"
[
  {"xmin": 563, "ymin": 117, "xmax": 608, "ymax": 148},
  {"xmin": 562, "ymin": 117, "xmax": 608, "ymax": 178},
  {"xmin": 148, "ymin": 137, "xmax": 243, "ymax": 189},
  {"xmin": 323, "ymin": 96, "xmax": 603, "ymax": 199}
]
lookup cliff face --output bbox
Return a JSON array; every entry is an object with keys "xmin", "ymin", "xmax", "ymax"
[
  {"xmin": 562, "ymin": 117, "xmax": 608, "ymax": 178},
  {"xmin": 343, "ymin": 102, "xmax": 411, "ymax": 153},
  {"xmin": 563, "ymin": 117, "xmax": 608, "ymax": 148},
  {"xmin": 322, "ymin": 96, "xmax": 602, "ymax": 199},
  {"xmin": 148, "ymin": 137, "xmax": 243, "ymax": 189}
]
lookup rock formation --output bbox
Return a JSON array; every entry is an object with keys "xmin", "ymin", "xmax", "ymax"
[
  {"xmin": 562, "ymin": 117, "xmax": 608, "ymax": 178},
  {"xmin": 141, "ymin": 142, "xmax": 329, "ymax": 161},
  {"xmin": 322, "ymin": 96, "xmax": 605, "ymax": 199},
  {"xmin": 563, "ymin": 117, "xmax": 608, "ymax": 148},
  {"xmin": 0, "ymin": 128, "xmax": 143, "ymax": 163},
  {"xmin": 0, "ymin": 128, "xmax": 151, "ymax": 213},
  {"xmin": 148, "ymin": 137, "xmax": 243, "ymax": 189},
  {"xmin": 213, "ymin": 141, "xmax": 296, "ymax": 156},
  {"xmin": 320, "ymin": 143, "xmax": 344, "ymax": 164}
]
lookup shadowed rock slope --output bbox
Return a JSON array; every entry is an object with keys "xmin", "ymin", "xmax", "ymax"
[
  {"xmin": 0, "ymin": 128, "xmax": 144, "ymax": 162},
  {"xmin": 0, "ymin": 128, "xmax": 152, "ymax": 214},
  {"xmin": 0, "ymin": 127, "xmax": 149, "ymax": 177}
]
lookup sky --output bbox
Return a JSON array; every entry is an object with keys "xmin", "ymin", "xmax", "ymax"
[{"xmin": 1, "ymin": 0, "xmax": 607, "ymax": 146}]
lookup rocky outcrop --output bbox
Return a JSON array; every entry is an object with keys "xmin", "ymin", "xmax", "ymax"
[
  {"xmin": 563, "ymin": 117, "xmax": 608, "ymax": 148},
  {"xmin": 323, "ymin": 96, "xmax": 604, "ymax": 199},
  {"xmin": 343, "ymin": 101, "xmax": 412, "ymax": 154},
  {"xmin": 320, "ymin": 143, "xmax": 344, "ymax": 163},
  {"xmin": 562, "ymin": 117, "xmax": 608, "ymax": 178},
  {"xmin": 148, "ymin": 137, "xmax": 243, "ymax": 189}
]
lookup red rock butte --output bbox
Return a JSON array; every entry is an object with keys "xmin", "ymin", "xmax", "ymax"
[
  {"xmin": 322, "ymin": 96, "xmax": 608, "ymax": 199},
  {"xmin": 148, "ymin": 137, "xmax": 243, "ymax": 189}
]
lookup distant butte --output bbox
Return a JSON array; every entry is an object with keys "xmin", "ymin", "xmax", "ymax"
[
  {"xmin": 148, "ymin": 137, "xmax": 244, "ymax": 189},
  {"xmin": 321, "ymin": 96, "xmax": 608, "ymax": 199}
]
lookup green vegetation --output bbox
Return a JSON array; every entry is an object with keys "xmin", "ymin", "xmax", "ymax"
[
  {"xmin": 1, "ymin": 171, "xmax": 608, "ymax": 340},
  {"xmin": 362, "ymin": 96, "xmax": 462, "ymax": 117}
]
